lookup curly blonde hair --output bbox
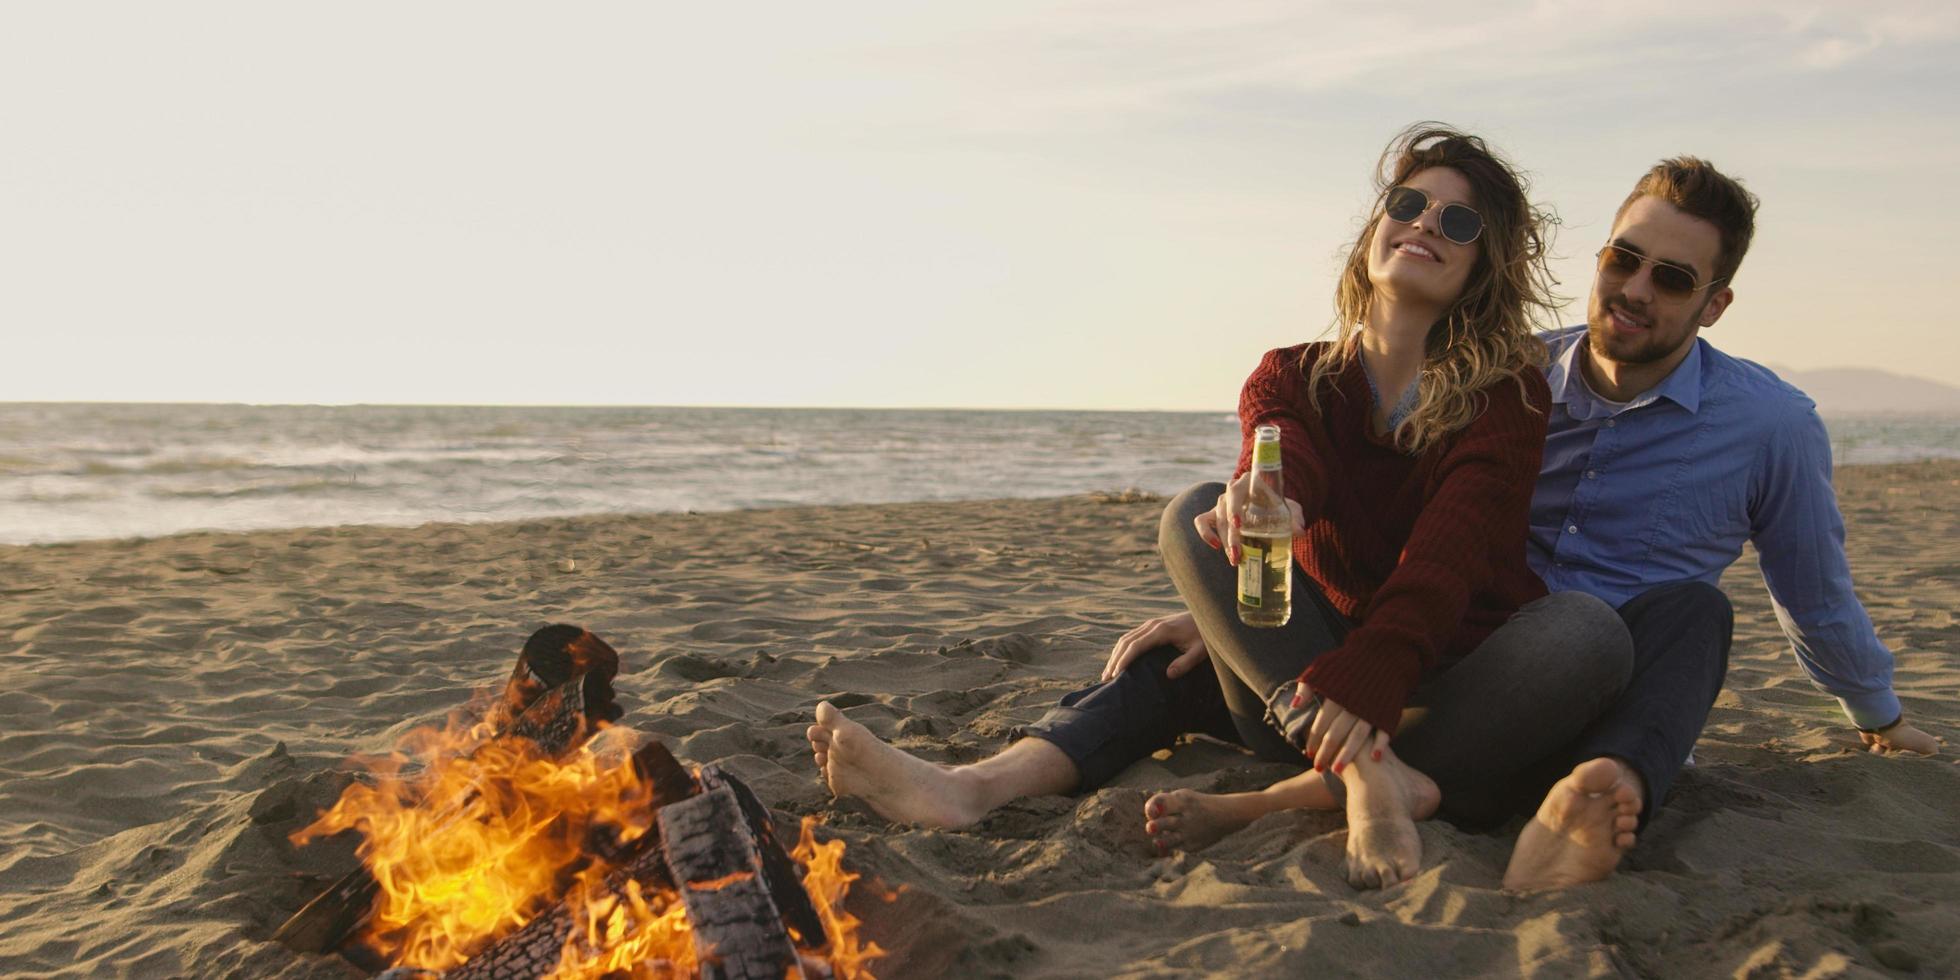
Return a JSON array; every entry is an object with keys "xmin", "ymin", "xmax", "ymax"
[{"xmin": 1307, "ymin": 124, "xmax": 1560, "ymax": 454}]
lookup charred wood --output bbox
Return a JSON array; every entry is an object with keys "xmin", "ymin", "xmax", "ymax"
[
  {"xmin": 658, "ymin": 784, "xmax": 799, "ymax": 980},
  {"xmin": 695, "ymin": 764, "xmax": 825, "ymax": 955}
]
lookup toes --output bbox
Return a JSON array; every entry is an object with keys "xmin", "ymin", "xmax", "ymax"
[
  {"xmin": 1569, "ymin": 758, "xmax": 1622, "ymax": 796},
  {"xmin": 1147, "ymin": 791, "xmax": 1187, "ymax": 819},
  {"xmin": 815, "ymin": 700, "xmax": 840, "ymax": 726},
  {"xmin": 1345, "ymin": 852, "xmax": 1384, "ymax": 890}
]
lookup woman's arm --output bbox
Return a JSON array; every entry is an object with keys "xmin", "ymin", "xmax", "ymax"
[{"xmin": 1232, "ymin": 344, "xmax": 1337, "ymax": 524}]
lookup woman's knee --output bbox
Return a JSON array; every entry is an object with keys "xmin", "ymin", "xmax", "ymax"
[
  {"xmin": 1533, "ymin": 590, "xmax": 1636, "ymax": 693},
  {"xmin": 1159, "ymin": 481, "xmax": 1226, "ymax": 554}
]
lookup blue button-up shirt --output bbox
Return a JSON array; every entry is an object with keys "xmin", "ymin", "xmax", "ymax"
[{"xmin": 1530, "ymin": 326, "xmax": 1900, "ymax": 729}]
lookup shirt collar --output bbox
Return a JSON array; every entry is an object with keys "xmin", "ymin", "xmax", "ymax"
[{"xmin": 1548, "ymin": 328, "xmax": 1704, "ymax": 417}]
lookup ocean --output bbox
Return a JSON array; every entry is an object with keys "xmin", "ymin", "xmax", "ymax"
[{"xmin": 2, "ymin": 403, "xmax": 1954, "ymax": 546}]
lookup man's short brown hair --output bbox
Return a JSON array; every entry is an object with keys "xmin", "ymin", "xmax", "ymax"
[{"xmin": 1618, "ymin": 157, "xmax": 1759, "ymax": 286}]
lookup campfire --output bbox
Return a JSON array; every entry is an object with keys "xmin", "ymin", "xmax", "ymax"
[{"xmin": 275, "ymin": 626, "xmax": 884, "ymax": 979}]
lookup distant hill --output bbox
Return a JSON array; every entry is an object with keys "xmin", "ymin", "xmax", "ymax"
[{"xmin": 1761, "ymin": 365, "xmax": 1960, "ymax": 416}]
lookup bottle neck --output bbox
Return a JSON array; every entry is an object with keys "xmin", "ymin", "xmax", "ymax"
[{"xmin": 1250, "ymin": 461, "xmax": 1284, "ymax": 498}]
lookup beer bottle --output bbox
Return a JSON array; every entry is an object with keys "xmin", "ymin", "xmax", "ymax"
[{"xmin": 1237, "ymin": 424, "xmax": 1293, "ymax": 627}]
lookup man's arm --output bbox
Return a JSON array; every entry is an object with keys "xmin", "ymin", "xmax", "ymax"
[{"xmin": 1749, "ymin": 404, "xmax": 1937, "ymax": 755}]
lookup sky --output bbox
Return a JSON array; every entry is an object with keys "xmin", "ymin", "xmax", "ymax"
[{"xmin": 4, "ymin": 2, "xmax": 1958, "ymax": 410}]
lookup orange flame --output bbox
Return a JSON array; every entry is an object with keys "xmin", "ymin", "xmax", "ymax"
[
  {"xmin": 293, "ymin": 719, "xmax": 654, "ymax": 970},
  {"xmin": 791, "ymin": 817, "xmax": 888, "ymax": 980},
  {"xmin": 292, "ymin": 710, "xmax": 886, "ymax": 978},
  {"xmin": 548, "ymin": 869, "xmax": 697, "ymax": 978}
]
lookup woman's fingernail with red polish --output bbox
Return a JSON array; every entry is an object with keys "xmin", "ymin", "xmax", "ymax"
[
  {"xmin": 1333, "ymin": 762, "xmax": 1344, "ymax": 774},
  {"xmin": 1373, "ymin": 750, "xmax": 1382, "ymax": 761},
  {"xmin": 1313, "ymin": 762, "xmax": 1324, "ymax": 772}
]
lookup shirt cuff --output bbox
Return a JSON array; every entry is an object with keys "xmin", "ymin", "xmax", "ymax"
[{"xmin": 1837, "ymin": 689, "xmax": 1903, "ymax": 732}]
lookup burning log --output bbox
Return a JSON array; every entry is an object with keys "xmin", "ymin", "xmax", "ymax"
[
  {"xmin": 691, "ymin": 765, "xmax": 827, "ymax": 959},
  {"xmin": 655, "ymin": 764, "xmax": 838, "ymax": 980},
  {"xmin": 442, "ymin": 742, "xmax": 698, "ymax": 980},
  {"xmin": 444, "ymin": 762, "xmax": 824, "ymax": 980},
  {"xmin": 277, "ymin": 625, "xmax": 882, "ymax": 978},
  {"xmin": 275, "ymin": 634, "xmax": 622, "ymax": 956}
]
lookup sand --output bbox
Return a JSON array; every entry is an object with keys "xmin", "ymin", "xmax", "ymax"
[{"xmin": 1, "ymin": 462, "xmax": 1955, "ymax": 979}]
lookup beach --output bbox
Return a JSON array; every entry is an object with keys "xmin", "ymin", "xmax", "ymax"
[{"xmin": 1, "ymin": 460, "xmax": 1955, "ymax": 978}]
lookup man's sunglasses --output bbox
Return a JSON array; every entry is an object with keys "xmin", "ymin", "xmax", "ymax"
[
  {"xmin": 1594, "ymin": 244, "xmax": 1726, "ymax": 298},
  {"xmin": 1383, "ymin": 186, "xmax": 1484, "ymax": 246}
]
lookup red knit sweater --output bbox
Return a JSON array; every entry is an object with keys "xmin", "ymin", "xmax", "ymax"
[{"xmin": 1232, "ymin": 343, "xmax": 1550, "ymax": 735}]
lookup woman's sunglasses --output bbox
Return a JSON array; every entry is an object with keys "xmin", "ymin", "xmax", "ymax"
[
  {"xmin": 1383, "ymin": 186, "xmax": 1484, "ymax": 246},
  {"xmin": 1594, "ymin": 244, "xmax": 1726, "ymax": 299}
]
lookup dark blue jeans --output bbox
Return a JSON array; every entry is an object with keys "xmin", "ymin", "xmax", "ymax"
[
  {"xmin": 1566, "ymin": 580, "xmax": 1734, "ymax": 826},
  {"xmin": 1022, "ymin": 483, "xmax": 1636, "ymax": 827}
]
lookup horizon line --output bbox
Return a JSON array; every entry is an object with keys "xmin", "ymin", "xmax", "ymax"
[
  {"xmin": 3, "ymin": 398, "xmax": 1956, "ymax": 417},
  {"xmin": 0, "ymin": 398, "xmax": 1241, "ymax": 414}
]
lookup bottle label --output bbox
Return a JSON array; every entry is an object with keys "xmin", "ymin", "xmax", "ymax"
[
  {"xmin": 1238, "ymin": 542, "xmax": 1263, "ymax": 606},
  {"xmin": 1253, "ymin": 440, "xmax": 1281, "ymax": 468}
]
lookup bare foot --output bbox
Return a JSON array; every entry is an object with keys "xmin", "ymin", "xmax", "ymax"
[
  {"xmin": 1144, "ymin": 768, "xmax": 1341, "ymax": 854},
  {"xmin": 1144, "ymin": 790, "xmax": 1269, "ymax": 853},
  {"xmin": 1343, "ymin": 745, "xmax": 1440, "ymax": 889},
  {"xmin": 810, "ymin": 701, "xmax": 988, "ymax": 828},
  {"xmin": 1502, "ymin": 757, "xmax": 1642, "ymax": 891}
]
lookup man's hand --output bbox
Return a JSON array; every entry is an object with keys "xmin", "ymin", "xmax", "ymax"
[
  {"xmin": 1102, "ymin": 611, "xmax": 1208, "ymax": 682},
  {"xmin": 1193, "ymin": 472, "xmax": 1305, "ymax": 566},
  {"xmin": 1859, "ymin": 718, "xmax": 1941, "ymax": 756}
]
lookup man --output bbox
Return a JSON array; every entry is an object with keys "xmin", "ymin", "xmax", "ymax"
[
  {"xmin": 809, "ymin": 156, "xmax": 1938, "ymax": 891},
  {"xmin": 1494, "ymin": 156, "xmax": 1937, "ymax": 887}
]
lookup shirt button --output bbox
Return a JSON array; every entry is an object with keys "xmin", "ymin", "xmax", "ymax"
[
  {"xmin": 1566, "ymin": 525, "xmax": 1578, "ymax": 534},
  {"xmin": 1585, "ymin": 470, "xmax": 1598, "ymax": 479},
  {"xmin": 1604, "ymin": 419, "xmax": 1616, "ymax": 428}
]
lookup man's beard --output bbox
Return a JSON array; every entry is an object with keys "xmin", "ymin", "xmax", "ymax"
[{"xmin": 1586, "ymin": 296, "xmax": 1703, "ymax": 367}]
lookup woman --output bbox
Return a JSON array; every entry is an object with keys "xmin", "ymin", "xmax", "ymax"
[
  {"xmin": 807, "ymin": 125, "xmax": 1631, "ymax": 891},
  {"xmin": 1104, "ymin": 124, "xmax": 1634, "ymax": 888}
]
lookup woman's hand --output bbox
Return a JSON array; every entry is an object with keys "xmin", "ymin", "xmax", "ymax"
[
  {"xmin": 1298, "ymin": 682, "xmax": 1390, "ymax": 773},
  {"xmin": 1194, "ymin": 472, "xmax": 1306, "ymax": 566},
  {"xmin": 1102, "ymin": 611, "xmax": 1209, "ymax": 682}
]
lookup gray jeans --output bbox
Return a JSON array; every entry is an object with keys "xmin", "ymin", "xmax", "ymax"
[{"xmin": 1023, "ymin": 482, "xmax": 1635, "ymax": 826}]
